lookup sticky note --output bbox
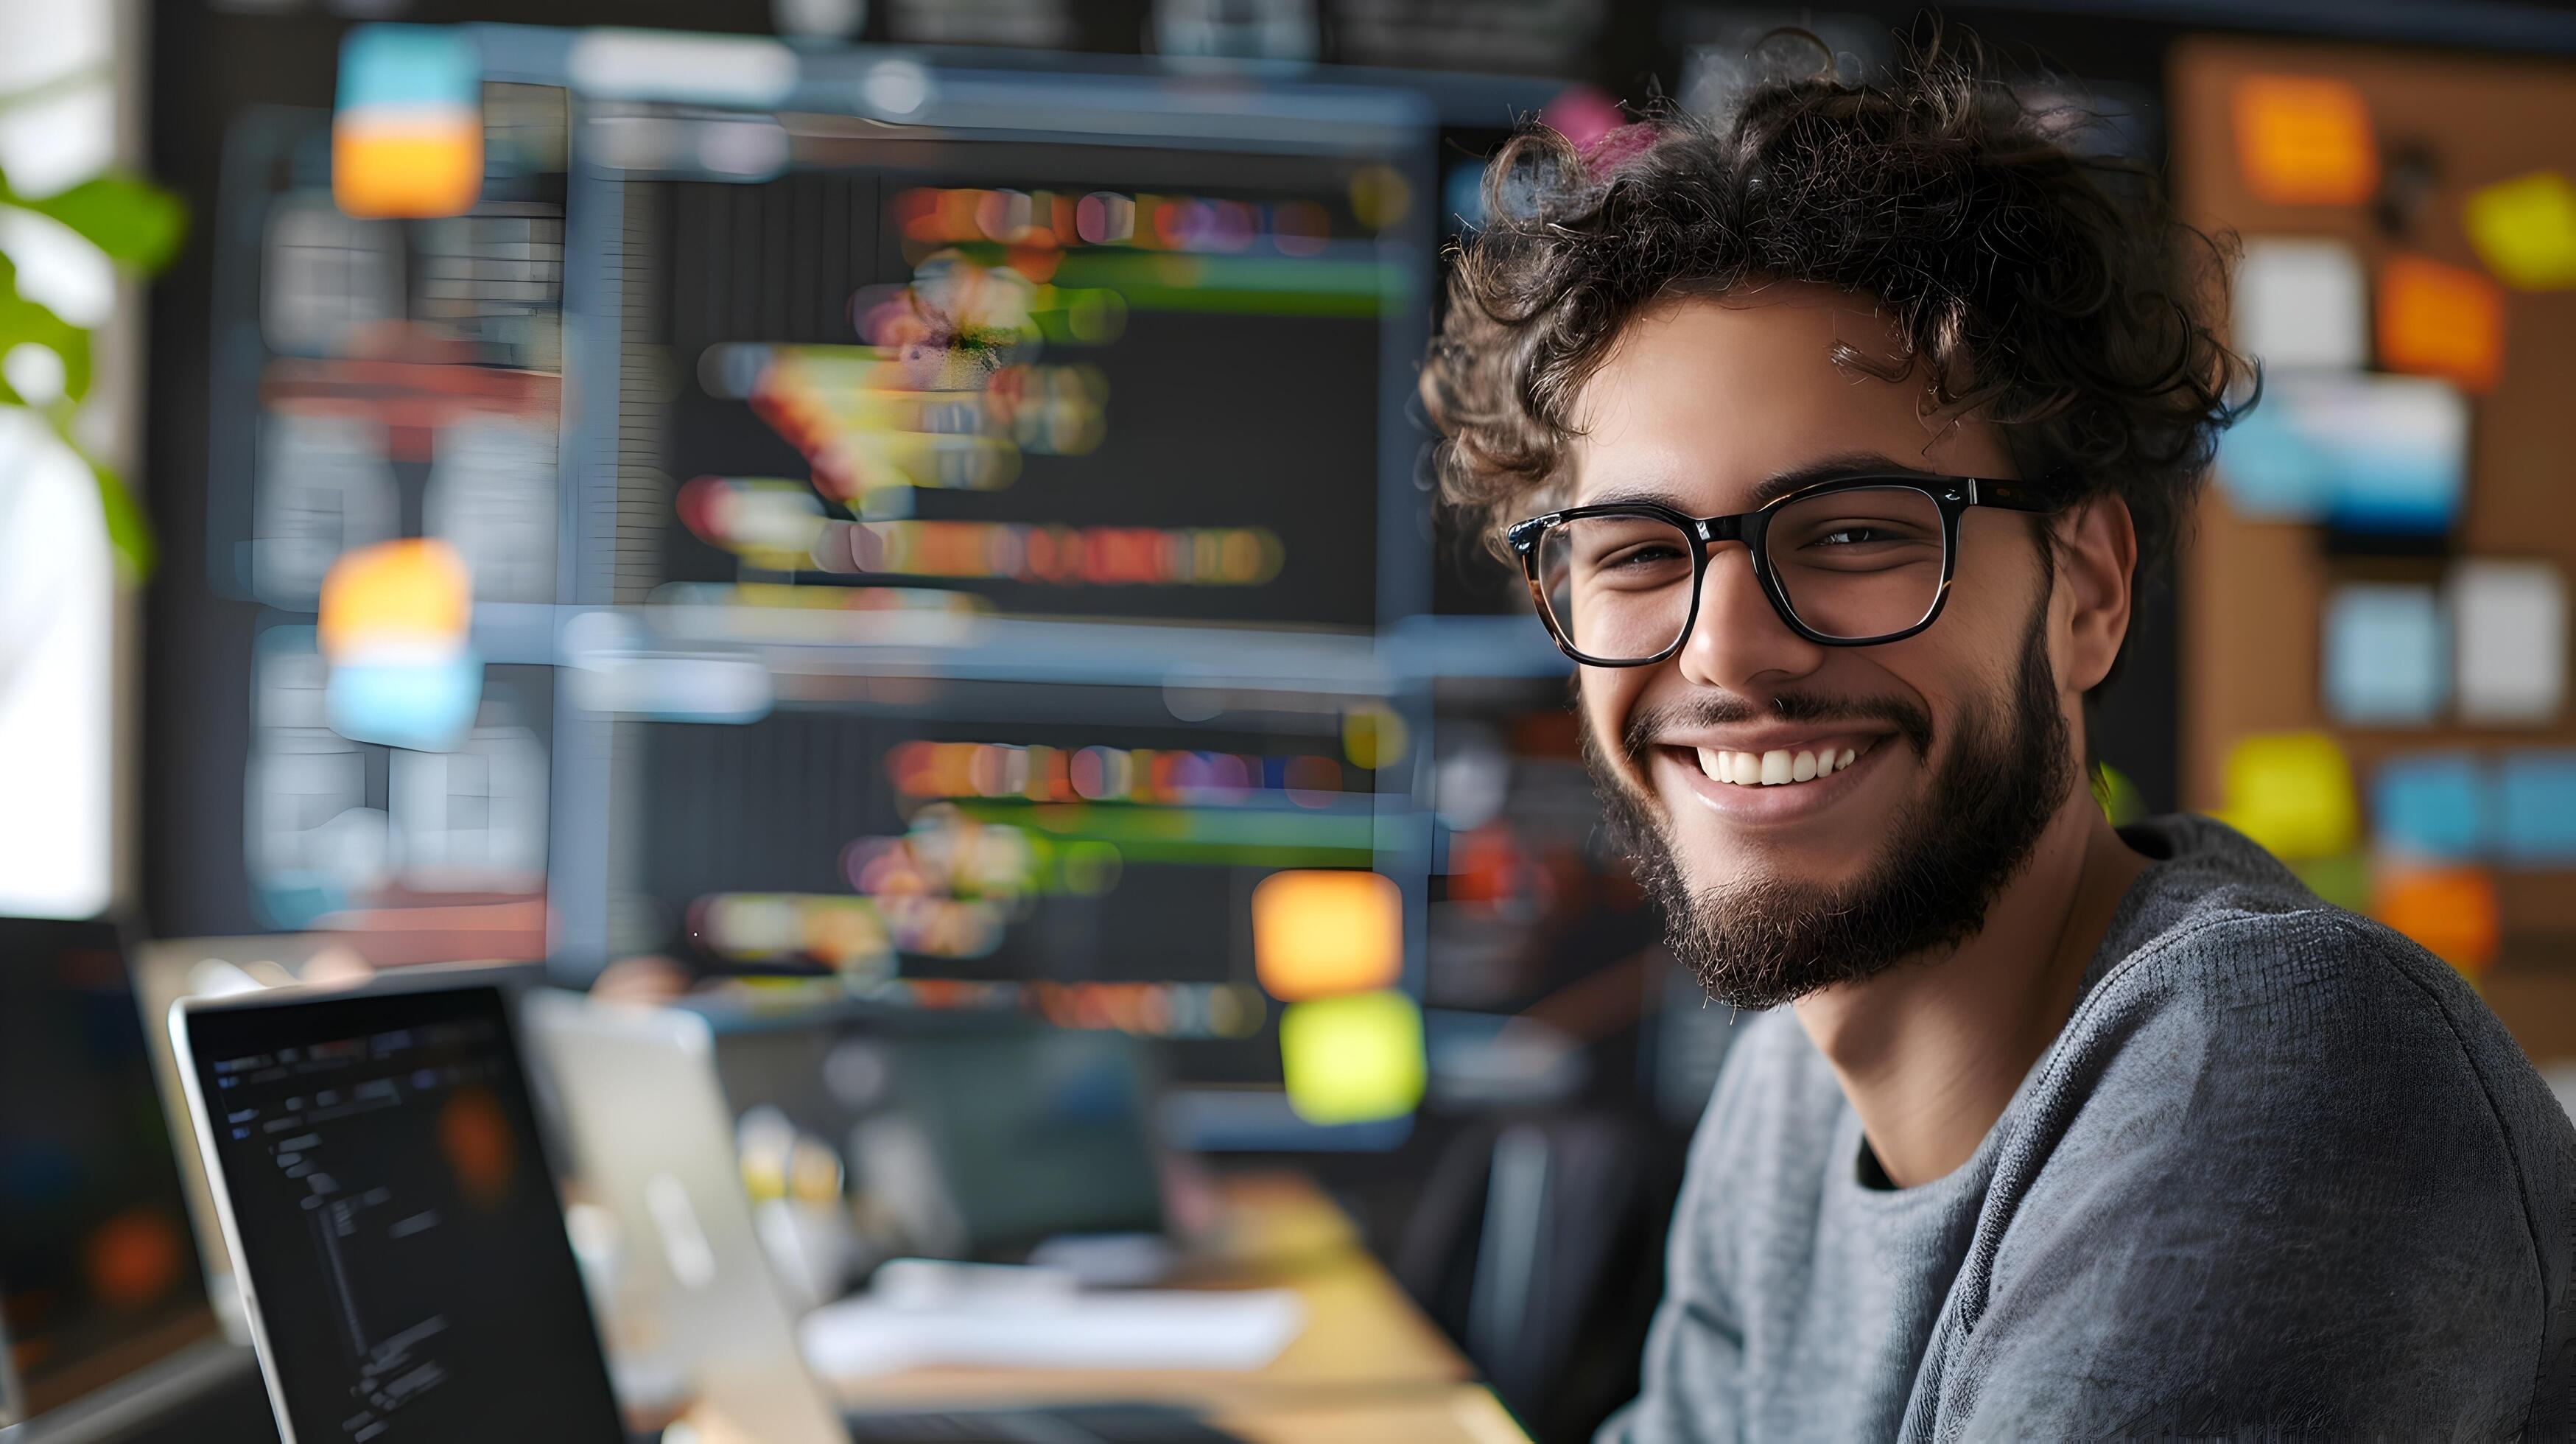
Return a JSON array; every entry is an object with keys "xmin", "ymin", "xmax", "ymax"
[
  {"xmin": 2497, "ymin": 751, "xmax": 2576, "ymax": 865},
  {"xmin": 2370, "ymin": 752, "xmax": 2488, "ymax": 860},
  {"xmin": 318, "ymin": 539, "xmax": 471, "ymax": 659},
  {"xmin": 2233, "ymin": 238, "xmax": 2368, "ymax": 370},
  {"xmin": 2217, "ymin": 730, "xmax": 2359, "ymax": 862},
  {"xmin": 2214, "ymin": 372, "xmax": 2466, "ymax": 530},
  {"xmin": 320, "ymin": 539, "xmax": 480, "ymax": 751},
  {"xmin": 2377, "ymin": 254, "xmax": 2506, "ymax": 393},
  {"xmin": 2452, "ymin": 561, "xmax": 2567, "ymax": 725},
  {"xmin": 1278, "ymin": 990, "xmax": 1425, "ymax": 1125},
  {"xmin": 333, "ymin": 26, "xmax": 483, "ymax": 220},
  {"xmin": 2371, "ymin": 866, "xmax": 2499, "ymax": 975},
  {"xmin": 2292, "ymin": 853, "xmax": 2372, "ymax": 912},
  {"xmin": 2465, "ymin": 171, "xmax": 2576, "ymax": 290},
  {"xmin": 2233, "ymin": 75, "xmax": 2378, "ymax": 206},
  {"xmin": 2319, "ymin": 377, "xmax": 2468, "ymax": 535},
  {"xmin": 1253, "ymin": 869, "xmax": 1402, "ymax": 1000},
  {"xmin": 326, "ymin": 653, "xmax": 485, "ymax": 754},
  {"xmin": 2323, "ymin": 584, "xmax": 2446, "ymax": 726}
]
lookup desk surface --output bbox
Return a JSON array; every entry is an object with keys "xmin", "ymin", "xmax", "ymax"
[{"xmin": 821, "ymin": 1172, "xmax": 1526, "ymax": 1444}]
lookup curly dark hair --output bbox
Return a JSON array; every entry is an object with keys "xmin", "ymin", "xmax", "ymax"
[{"xmin": 1420, "ymin": 29, "xmax": 2252, "ymax": 679}]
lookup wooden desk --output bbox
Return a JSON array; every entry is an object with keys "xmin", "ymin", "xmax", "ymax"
[{"xmin": 818, "ymin": 1172, "xmax": 1528, "ymax": 1444}]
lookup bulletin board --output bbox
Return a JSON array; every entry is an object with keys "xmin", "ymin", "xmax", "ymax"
[{"xmin": 2170, "ymin": 37, "xmax": 2576, "ymax": 1060}]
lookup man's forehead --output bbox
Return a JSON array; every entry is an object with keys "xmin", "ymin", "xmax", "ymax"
[
  {"xmin": 1576, "ymin": 450, "xmax": 1941, "ymax": 515},
  {"xmin": 1568, "ymin": 292, "xmax": 1986, "ymax": 510}
]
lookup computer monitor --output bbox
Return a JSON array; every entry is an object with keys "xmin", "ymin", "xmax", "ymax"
[
  {"xmin": 170, "ymin": 980, "xmax": 623, "ymax": 1444},
  {"xmin": 0, "ymin": 916, "xmax": 223, "ymax": 1428}
]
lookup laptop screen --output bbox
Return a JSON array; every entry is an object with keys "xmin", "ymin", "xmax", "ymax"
[
  {"xmin": 182, "ymin": 984, "xmax": 622, "ymax": 1444},
  {"xmin": 0, "ymin": 916, "xmax": 217, "ymax": 1420}
]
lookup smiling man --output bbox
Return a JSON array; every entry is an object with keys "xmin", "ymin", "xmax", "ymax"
[{"xmin": 1422, "ymin": 37, "xmax": 2576, "ymax": 1441}]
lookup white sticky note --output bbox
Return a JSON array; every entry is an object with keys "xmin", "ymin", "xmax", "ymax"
[
  {"xmin": 2234, "ymin": 238, "xmax": 2368, "ymax": 371},
  {"xmin": 2322, "ymin": 583, "xmax": 2446, "ymax": 726},
  {"xmin": 2452, "ymin": 561, "xmax": 2567, "ymax": 724}
]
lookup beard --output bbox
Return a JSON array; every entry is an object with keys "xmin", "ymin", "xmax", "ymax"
[{"xmin": 1585, "ymin": 598, "xmax": 2075, "ymax": 1010}]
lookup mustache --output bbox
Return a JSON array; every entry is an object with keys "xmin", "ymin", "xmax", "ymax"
[{"xmin": 1617, "ymin": 690, "xmax": 1936, "ymax": 767}]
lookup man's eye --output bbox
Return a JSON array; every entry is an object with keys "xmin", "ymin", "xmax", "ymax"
[
  {"xmin": 1811, "ymin": 525, "xmax": 1887, "ymax": 547},
  {"xmin": 1602, "ymin": 543, "xmax": 1685, "ymax": 568}
]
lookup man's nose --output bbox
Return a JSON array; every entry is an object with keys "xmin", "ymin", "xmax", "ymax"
[{"xmin": 1674, "ymin": 544, "xmax": 1829, "ymax": 692}]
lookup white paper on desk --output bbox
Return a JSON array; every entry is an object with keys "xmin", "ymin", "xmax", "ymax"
[{"xmin": 800, "ymin": 1288, "xmax": 1306, "ymax": 1379}]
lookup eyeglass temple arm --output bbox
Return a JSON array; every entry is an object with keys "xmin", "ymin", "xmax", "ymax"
[{"xmin": 1970, "ymin": 479, "xmax": 2054, "ymax": 513}]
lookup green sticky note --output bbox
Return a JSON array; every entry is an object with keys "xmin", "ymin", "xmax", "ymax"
[
  {"xmin": 2466, "ymin": 171, "xmax": 2576, "ymax": 290},
  {"xmin": 1279, "ymin": 991, "xmax": 1425, "ymax": 1126}
]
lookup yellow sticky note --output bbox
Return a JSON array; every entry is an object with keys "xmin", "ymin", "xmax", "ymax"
[
  {"xmin": 2233, "ymin": 75, "xmax": 2378, "ymax": 207},
  {"xmin": 1279, "ymin": 991, "xmax": 1424, "ymax": 1126},
  {"xmin": 2377, "ymin": 254, "xmax": 2506, "ymax": 393},
  {"xmin": 317, "ymin": 538, "xmax": 471, "ymax": 661},
  {"xmin": 1252, "ymin": 869, "xmax": 1402, "ymax": 1001},
  {"xmin": 2466, "ymin": 171, "xmax": 2576, "ymax": 290},
  {"xmin": 2217, "ymin": 730, "xmax": 2358, "ymax": 862}
]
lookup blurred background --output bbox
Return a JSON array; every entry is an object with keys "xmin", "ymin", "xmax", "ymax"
[{"xmin": 4, "ymin": 1, "xmax": 2575, "ymax": 1440}]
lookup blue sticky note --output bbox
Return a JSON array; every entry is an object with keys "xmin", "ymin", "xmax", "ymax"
[
  {"xmin": 337, "ymin": 25, "xmax": 482, "ymax": 111},
  {"xmin": 2371, "ymin": 752, "xmax": 2488, "ymax": 860},
  {"xmin": 2497, "ymin": 751, "xmax": 2576, "ymax": 865},
  {"xmin": 2213, "ymin": 393, "xmax": 2333, "ymax": 519},
  {"xmin": 2323, "ymin": 584, "xmax": 2446, "ymax": 726},
  {"xmin": 327, "ymin": 649, "xmax": 483, "ymax": 753},
  {"xmin": 2215, "ymin": 374, "xmax": 2467, "ymax": 533}
]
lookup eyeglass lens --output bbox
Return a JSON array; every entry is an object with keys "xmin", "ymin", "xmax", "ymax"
[{"xmin": 1533, "ymin": 486, "xmax": 1947, "ymax": 659}]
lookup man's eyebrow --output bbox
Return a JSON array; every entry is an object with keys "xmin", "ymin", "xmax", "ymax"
[
  {"xmin": 1580, "ymin": 452, "xmax": 1940, "ymax": 516},
  {"xmin": 1741, "ymin": 452, "xmax": 1938, "ymax": 510}
]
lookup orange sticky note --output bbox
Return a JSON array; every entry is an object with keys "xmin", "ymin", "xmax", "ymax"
[
  {"xmin": 2233, "ymin": 75, "xmax": 2379, "ymax": 206},
  {"xmin": 2371, "ymin": 865, "xmax": 2499, "ymax": 975},
  {"xmin": 317, "ymin": 538, "xmax": 471, "ymax": 661},
  {"xmin": 1252, "ymin": 869, "xmax": 1402, "ymax": 1001},
  {"xmin": 2378, "ymin": 255, "xmax": 2507, "ymax": 393}
]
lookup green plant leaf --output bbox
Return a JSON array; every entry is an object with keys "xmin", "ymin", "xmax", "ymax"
[
  {"xmin": 81, "ymin": 450, "xmax": 156, "ymax": 582},
  {"xmin": 13, "ymin": 173, "xmax": 186, "ymax": 270},
  {"xmin": 0, "ymin": 287, "xmax": 92, "ymax": 404}
]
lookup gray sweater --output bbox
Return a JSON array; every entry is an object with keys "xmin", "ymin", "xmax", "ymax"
[{"xmin": 1601, "ymin": 816, "xmax": 2576, "ymax": 1441}]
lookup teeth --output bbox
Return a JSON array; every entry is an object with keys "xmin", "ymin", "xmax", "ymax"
[{"xmin": 1694, "ymin": 740, "xmax": 1869, "ymax": 787}]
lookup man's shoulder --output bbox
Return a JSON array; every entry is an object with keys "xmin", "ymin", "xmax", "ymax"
[
  {"xmin": 2035, "ymin": 817, "xmax": 2575, "ymax": 1261},
  {"xmin": 2077, "ymin": 818, "xmax": 2542, "ymax": 1124}
]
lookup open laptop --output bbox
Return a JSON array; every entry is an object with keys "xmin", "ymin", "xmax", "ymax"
[
  {"xmin": 170, "ymin": 977, "xmax": 625, "ymax": 1443},
  {"xmin": 177, "ymin": 975, "xmax": 1238, "ymax": 1444},
  {"xmin": 0, "ymin": 915, "xmax": 235, "ymax": 1440},
  {"xmin": 522, "ymin": 991, "xmax": 1240, "ymax": 1444},
  {"xmin": 520, "ymin": 989, "xmax": 849, "ymax": 1443}
]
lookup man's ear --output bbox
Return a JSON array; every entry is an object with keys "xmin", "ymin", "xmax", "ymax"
[{"xmin": 2055, "ymin": 495, "xmax": 2136, "ymax": 694}]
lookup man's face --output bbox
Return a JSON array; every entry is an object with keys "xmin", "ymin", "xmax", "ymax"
[{"xmin": 1567, "ymin": 289, "xmax": 2081, "ymax": 1006}]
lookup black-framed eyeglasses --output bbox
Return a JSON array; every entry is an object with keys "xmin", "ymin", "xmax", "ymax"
[{"xmin": 1503, "ymin": 473, "xmax": 2057, "ymax": 667}]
